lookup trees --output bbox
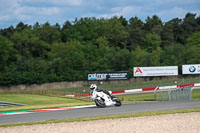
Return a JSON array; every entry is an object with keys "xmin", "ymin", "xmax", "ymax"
[
  {"xmin": 168, "ymin": 18, "xmax": 184, "ymax": 44},
  {"xmin": 110, "ymin": 48, "xmax": 131, "ymax": 71},
  {"xmin": 62, "ymin": 17, "xmax": 100, "ymax": 44},
  {"xmin": 0, "ymin": 26, "xmax": 15, "ymax": 39},
  {"xmin": 144, "ymin": 33, "xmax": 161, "ymax": 52},
  {"xmin": 0, "ymin": 35, "xmax": 17, "ymax": 70},
  {"xmin": 183, "ymin": 32, "xmax": 200, "ymax": 64},
  {"xmin": 183, "ymin": 45, "xmax": 200, "ymax": 64},
  {"xmin": 11, "ymin": 28, "xmax": 49, "ymax": 58},
  {"xmin": 33, "ymin": 22, "xmax": 61, "ymax": 44},
  {"xmin": 130, "ymin": 46, "xmax": 148, "ymax": 67},
  {"xmin": 61, "ymin": 20, "xmax": 72, "ymax": 42},
  {"xmin": 16, "ymin": 22, "xmax": 31, "ymax": 32},
  {"xmin": 196, "ymin": 16, "xmax": 200, "ymax": 31},
  {"xmin": 48, "ymin": 40, "xmax": 86, "ymax": 81},
  {"xmin": 161, "ymin": 43, "xmax": 184, "ymax": 66},
  {"xmin": 104, "ymin": 17, "xmax": 129, "ymax": 48},
  {"xmin": 144, "ymin": 15, "xmax": 163, "ymax": 34},
  {"xmin": 0, "ymin": 12, "xmax": 200, "ymax": 85},
  {"xmin": 149, "ymin": 46, "xmax": 162, "ymax": 66},
  {"xmin": 161, "ymin": 22, "xmax": 174, "ymax": 47},
  {"xmin": 127, "ymin": 17, "xmax": 145, "ymax": 50},
  {"xmin": 182, "ymin": 13, "xmax": 198, "ymax": 43},
  {"xmin": 186, "ymin": 32, "xmax": 200, "ymax": 47}
]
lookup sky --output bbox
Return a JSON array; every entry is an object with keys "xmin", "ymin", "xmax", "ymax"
[{"xmin": 0, "ymin": 0, "xmax": 200, "ymax": 29}]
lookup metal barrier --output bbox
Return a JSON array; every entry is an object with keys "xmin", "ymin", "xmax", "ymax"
[{"xmin": 154, "ymin": 86, "xmax": 193, "ymax": 101}]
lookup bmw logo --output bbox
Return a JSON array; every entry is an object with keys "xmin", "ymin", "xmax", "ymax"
[{"xmin": 189, "ymin": 66, "xmax": 196, "ymax": 72}]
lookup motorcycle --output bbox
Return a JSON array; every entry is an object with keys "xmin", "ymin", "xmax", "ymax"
[{"xmin": 91, "ymin": 89, "xmax": 122, "ymax": 107}]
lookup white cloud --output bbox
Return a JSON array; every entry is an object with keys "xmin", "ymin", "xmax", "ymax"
[
  {"xmin": 0, "ymin": 0, "xmax": 200, "ymax": 28},
  {"xmin": 100, "ymin": 6, "xmax": 142, "ymax": 19},
  {"xmin": 0, "ymin": 0, "xmax": 20, "ymax": 23},
  {"xmin": 0, "ymin": 0, "xmax": 63, "ymax": 27},
  {"xmin": 158, "ymin": 7, "xmax": 186, "ymax": 17},
  {"xmin": 23, "ymin": 0, "xmax": 83, "ymax": 6},
  {"xmin": 155, "ymin": 0, "xmax": 200, "ymax": 5},
  {"xmin": 15, "ymin": 6, "xmax": 60, "ymax": 17},
  {"xmin": 0, "ymin": 15, "xmax": 11, "ymax": 23},
  {"xmin": 51, "ymin": 0, "xmax": 83, "ymax": 6}
]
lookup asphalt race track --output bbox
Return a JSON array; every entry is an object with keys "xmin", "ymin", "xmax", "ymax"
[{"xmin": 1, "ymin": 100, "xmax": 200, "ymax": 125}]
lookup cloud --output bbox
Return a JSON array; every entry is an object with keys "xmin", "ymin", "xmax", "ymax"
[
  {"xmin": 155, "ymin": 0, "xmax": 200, "ymax": 5},
  {"xmin": 157, "ymin": 7, "xmax": 186, "ymax": 22},
  {"xmin": 0, "ymin": 0, "xmax": 20, "ymax": 24},
  {"xmin": 0, "ymin": 0, "xmax": 62, "ymax": 26},
  {"xmin": 23, "ymin": 0, "xmax": 83, "ymax": 7},
  {"xmin": 0, "ymin": 0, "xmax": 200, "ymax": 28},
  {"xmin": 15, "ymin": 6, "xmax": 60, "ymax": 17},
  {"xmin": 99, "ymin": 6, "xmax": 143, "ymax": 19},
  {"xmin": 51, "ymin": 0, "xmax": 83, "ymax": 6},
  {"xmin": 0, "ymin": 15, "xmax": 11, "ymax": 23}
]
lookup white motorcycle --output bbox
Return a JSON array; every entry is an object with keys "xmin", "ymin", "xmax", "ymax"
[{"xmin": 91, "ymin": 89, "xmax": 122, "ymax": 107}]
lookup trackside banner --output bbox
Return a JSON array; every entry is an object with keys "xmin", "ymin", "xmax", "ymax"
[
  {"xmin": 182, "ymin": 64, "xmax": 200, "ymax": 74},
  {"xmin": 134, "ymin": 66, "xmax": 178, "ymax": 77},
  {"xmin": 88, "ymin": 72, "xmax": 129, "ymax": 81}
]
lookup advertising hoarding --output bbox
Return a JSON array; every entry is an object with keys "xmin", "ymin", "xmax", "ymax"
[
  {"xmin": 88, "ymin": 72, "xmax": 129, "ymax": 81},
  {"xmin": 182, "ymin": 64, "xmax": 200, "ymax": 74},
  {"xmin": 134, "ymin": 66, "xmax": 178, "ymax": 77}
]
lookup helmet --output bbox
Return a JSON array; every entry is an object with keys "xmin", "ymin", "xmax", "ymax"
[{"xmin": 90, "ymin": 84, "xmax": 97, "ymax": 90}]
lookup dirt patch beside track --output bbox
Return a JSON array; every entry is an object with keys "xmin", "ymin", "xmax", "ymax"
[{"xmin": 1, "ymin": 112, "xmax": 200, "ymax": 133}]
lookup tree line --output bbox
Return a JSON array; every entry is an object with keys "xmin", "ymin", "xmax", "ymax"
[{"xmin": 0, "ymin": 12, "xmax": 200, "ymax": 85}]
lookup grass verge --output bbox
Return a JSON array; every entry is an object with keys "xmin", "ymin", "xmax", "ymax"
[
  {"xmin": 0, "ymin": 94, "xmax": 93, "ymax": 112},
  {"xmin": 1, "ymin": 89, "xmax": 200, "ymax": 112},
  {"xmin": 0, "ymin": 107, "xmax": 200, "ymax": 127}
]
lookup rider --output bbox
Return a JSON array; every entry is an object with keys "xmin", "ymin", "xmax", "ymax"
[{"xmin": 90, "ymin": 84, "xmax": 115, "ymax": 99}]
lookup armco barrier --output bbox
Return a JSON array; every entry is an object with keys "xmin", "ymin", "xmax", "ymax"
[{"xmin": 74, "ymin": 83, "xmax": 200, "ymax": 97}]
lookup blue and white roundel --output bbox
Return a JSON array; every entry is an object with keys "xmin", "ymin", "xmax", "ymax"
[{"xmin": 189, "ymin": 66, "xmax": 196, "ymax": 72}]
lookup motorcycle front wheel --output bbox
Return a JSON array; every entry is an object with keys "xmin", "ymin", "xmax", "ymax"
[
  {"xmin": 95, "ymin": 99, "xmax": 106, "ymax": 108},
  {"xmin": 113, "ymin": 98, "xmax": 122, "ymax": 106}
]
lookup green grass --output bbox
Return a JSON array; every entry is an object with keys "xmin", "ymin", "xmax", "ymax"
[
  {"xmin": 0, "ymin": 94, "xmax": 80, "ymax": 105},
  {"xmin": 1, "ymin": 89, "xmax": 200, "ymax": 113},
  {"xmin": 192, "ymin": 89, "xmax": 200, "ymax": 100},
  {"xmin": 0, "ymin": 94, "xmax": 93, "ymax": 112},
  {"xmin": 118, "ymin": 93, "xmax": 155, "ymax": 102}
]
